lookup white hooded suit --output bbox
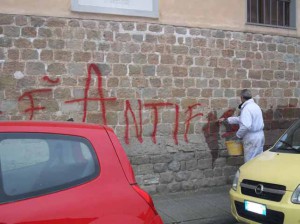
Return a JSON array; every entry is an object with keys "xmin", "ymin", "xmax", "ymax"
[{"xmin": 227, "ymin": 99, "xmax": 265, "ymax": 162}]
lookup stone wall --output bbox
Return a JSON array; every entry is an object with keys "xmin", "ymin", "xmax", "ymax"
[{"xmin": 0, "ymin": 13, "xmax": 299, "ymax": 194}]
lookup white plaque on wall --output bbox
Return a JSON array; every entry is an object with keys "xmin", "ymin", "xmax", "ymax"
[{"xmin": 71, "ymin": 0, "xmax": 159, "ymax": 18}]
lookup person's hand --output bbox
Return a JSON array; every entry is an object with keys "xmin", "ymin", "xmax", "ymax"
[
  {"xmin": 218, "ymin": 118, "xmax": 226, "ymax": 123},
  {"xmin": 231, "ymin": 135, "xmax": 242, "ymax": 141}
]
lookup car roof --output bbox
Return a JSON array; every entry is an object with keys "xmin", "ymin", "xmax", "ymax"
[{"xmin": 0, "ymin": 120, "xmax": 113, "ymax": 132}]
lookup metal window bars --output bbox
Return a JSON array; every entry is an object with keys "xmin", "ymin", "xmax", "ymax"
[{"xmin": 247, "ymin": 0, "xmax": 293, "ymax": 28}]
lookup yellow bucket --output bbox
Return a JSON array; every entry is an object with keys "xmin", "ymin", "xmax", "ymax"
[{"xmin": 225, "ymin": 140, "xmax": 243, "ymax": 156}]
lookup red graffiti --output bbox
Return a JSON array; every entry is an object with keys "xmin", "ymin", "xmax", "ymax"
[
  {"xmin": 219, "ymin": 109, "xmax": 235, "ymax": 119},
  {"xmin": 144, "ymin": 102, "xmax": 179, "ymax": 144},
  {"xmin": 18, "ymin": 89, "xmax": 52, "ymax": 120},
  {"xmin": 65, "ymin": 64, "xmax": 116, "ymax": 124},
  {"xmin": 124, "ymin": 100, "xmax": 143, "ymax": 144},
  {"xmin": 203, "ymin": 111, "xmax": 219, "ymax": 142},
  {"xmin": 219, "ymin": 109, "xmax": 239, "ymax": 139},
  {"xmin": 174, "ymin": 104, "xmax": 179, "ymax": 145},
  {"xmin": 42, "ymin": 76, "xmax": 60, "ymax": 84},
  {"xmin": 8, "ymin": 63, "xmax": 298, "ymax": 146},
  {"xmin": 202, "ymin": 111, "xmax": 220, "ymax": 167},
  {"xmin": 184, "ymin": 103, "xmax": 204, "ymax": 143}
]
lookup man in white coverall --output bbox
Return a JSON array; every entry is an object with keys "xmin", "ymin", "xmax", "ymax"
[{"xmin": 220, "ymin": 89, "xmax": 265, "ymax": 162}]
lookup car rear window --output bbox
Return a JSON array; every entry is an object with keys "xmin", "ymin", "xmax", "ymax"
[{"xmin": 0, "ymin": 133, "xmax": 100, "ymax": 204}]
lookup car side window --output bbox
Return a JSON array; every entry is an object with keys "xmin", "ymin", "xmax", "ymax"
[
  {"xmin": 1, "ymin": 139, "xmax": 49, "ymax": 172},
  {"xmin": 0, "ymin": 138, "xmax": 50, "ymax": 196},
  {"xmin": 0, "ymin": 133, "xmax": 100, "ymax": 204}
]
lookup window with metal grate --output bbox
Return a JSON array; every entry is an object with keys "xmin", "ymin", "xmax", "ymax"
[{"xmin": 247, "ymin": 0, "xmax": 296, "ymax": 28}]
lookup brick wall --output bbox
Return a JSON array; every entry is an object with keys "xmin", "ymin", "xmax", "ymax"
[{"xmin": 0, "ymin": 13, "xmax": 300, "ymax": 193}]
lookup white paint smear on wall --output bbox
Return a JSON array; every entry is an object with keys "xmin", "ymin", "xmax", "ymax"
[{"xmin": 14, "ymin": 71, "xmax": 24, "ymax": 79}]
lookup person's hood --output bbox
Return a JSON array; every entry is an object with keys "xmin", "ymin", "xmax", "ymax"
[{"xmin": 239, "ymin": 150, "xmax": 300, "ymax": 191}]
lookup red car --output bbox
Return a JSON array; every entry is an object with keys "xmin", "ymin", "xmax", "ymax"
[{"xmin": 0, "ymin": 121, "xmax": 163, "ymax": 224}]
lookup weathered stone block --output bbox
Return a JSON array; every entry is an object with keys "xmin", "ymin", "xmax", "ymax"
[
  {"xmin": 211, "ymin": 99, "xmax": 228, "ymax": 109},
  {"xmin": 172, "ymin": 46, "xmax": 188, "ymax": 55},
  {"xmin": 214, "ymin": 68, "xmax": 226, "ymax": 78},
  {"xmin": 175, "ymin": 171, "xmax": 191, "ymax": 182},
  {"xmin": 116, "ymin": 88, "xmax": 135, "ymax": 99},
  {"xmin": 136, "ymin": 23, "xmax": 147, "ymax": 31},
  {"xmin": 21, "ymin": 27, "xmax": 37, "ymax": 37},
  {"xmin": 38, "ymin": 28, "xmax": 52, "ymax": 38},
  {"xmin": 149, "ymin": 24, "xmax": 162, "ymax": 33},
  {"xmin": 107, "ymin": 77, "xmax": 119, "ymax": 87},
  {"xmin": 113, "ymin": 64, "xmax": 127, "ymax": 76},
  {"xmin": 47, "ymin": 63, "xmax": 66, "ymax": 75},
  {"xmin": 73, "ymin": 52, "xmax": 92, "ymax": 62},
  {"xmin": 54, "ymin": 51, "xmax": 72, "ymax": 61},
  {"xmin": 83, "ymin": 41, "xmax": 97, "ymax": 51},
  {"xmin": 0, "ymin": 15, "xmax": 14, "ymax": 25},
  {"xmin": 0, "ymin": 37, "xmax": 12, "ymax": 47},
  {"xmin": 175, "ymin": 27, "xmax": 187, "ymax": 34},
  {"xmin": 120, "ymin": 22, "xmax": 134, "ymax": 31},
  {"xmin": 132, "ymin": 34, "xmax": 143, "ymax": 43},
  {"xmin": 182, "ymin": 181, "xmax": 195, "ymax": 190},
  {"xmin": 173, "ymin": 66, "xmax": 187, "ymax": 77},
  {"xmin": 25, "ymin": 62, "xmax": 46, "ymax": 75},
  {"xmin": 154, "ymin": 163, "xmax": 168, "ymax": 173},
  {"xmin": 142, "ymin": 65, "xmax": 155, "ymax": 76},
  {"xmin": 149, "ymin": 78, "xmax": 161, "ymax": 87},
  {"xmin": 62, "ymin": 77, "xmax": 77, "ymax": 86},
  {"xmin": 131, "ymin": 156, "xmax": 150, "ymax": 165},
  {"xmin": 136, "ymin": 164, "xmax": 154, "ymax": 175},
  {"xmin": 82, "ymin": 20, "xmax": 97, "ymax": 29},
  {"xmin": 151, "ymin": 154, "xmax": 173, "ymax": 163},
  {"xmin": 54, "ymin": 88, "xmax": 71, "ymax": 99},
  {"xmin": 167, "ymin": 182, "xmax": 181, "ymax": 192},
  {"xmin": 46, "ymin": 18, "xmax": 66, "ymax": 27},
  {"xmin": 190, "ymin": 28, "xmax": 201, "ymax": 36},
  {"xmin": 3, "ymin": 62, "xmax": 24, "ymax": 75},
  {"xmin": 116, "ymin": 33, "xmax": 131, "ymax": 42},
  {"xmin": 33, "ymin": 39, "xmax": 47, "ymax": 49},
  {"xmin": 133, "ymin": 53, "xmax": 147, "ymax": 64},
  {"xmin": 242, "ymin": 60, "xmax": 252, "ymax": 69},
  {"xmin": 168, "ymin": 160, "xmax": 181, "ymax": 171},
  {"xmin": 15, "ymin": 15, "xmax": 28, "ymax": 26},
  {"xmin": 4, "ymin": 26, "xmax": 20, "ymax": 37},
  {"xmin": 86, "ymin": 29, "xmax": 100, "ymax": 40},
  {"xmin": 193, "ymin": 38, "xmax": 207, "ymax": 47},
  {"xmin": 145, "ymin": 34, "xmax": 157, "ymax": 43},
  {"xmin": 66, "ymin": 40, "xmax": 82, "ymax": 50},
  {"xmin": 7, "ymin": 49, "xmax": 19, "ymax": 60},
  {"xmin": 31, "ymin": 17, "xmax": 45, "ymax": 27},
  {"xmin": 49, "ymin": 39, "xmax": 65, "ymax": 49},
  {"xmin": 160, "ymin": 172, "xmax": 174, "ymax": 184},
  {"xmin": 187, "ymin": 67, "xmax": 201, "ymax": 78},
  {"xmin": 40, "ymin": 50, "xmax": 53, "ymax": 61},
  {"xmin": 21, "ymin": 49, "xmax": 38, "ymax": 60}
]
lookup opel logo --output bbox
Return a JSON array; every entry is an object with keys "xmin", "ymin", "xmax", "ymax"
[{"xmin": 255, "ymin": 184, "xmax": 264, "ymax": 195}]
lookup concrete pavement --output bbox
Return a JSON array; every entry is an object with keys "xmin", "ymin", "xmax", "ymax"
[{"xmin": 153, "ymin": 185, "xmax": 240, "ymax": 224}]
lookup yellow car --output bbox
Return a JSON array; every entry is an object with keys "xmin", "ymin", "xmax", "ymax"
[{"xmin": 230, "ymin": 120, "xmax": 300, "ymax": 224}]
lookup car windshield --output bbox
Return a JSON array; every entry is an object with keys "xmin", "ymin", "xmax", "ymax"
[{"xmin": 271, "ymin": 120, "xmax": 300, "ymax": 153}]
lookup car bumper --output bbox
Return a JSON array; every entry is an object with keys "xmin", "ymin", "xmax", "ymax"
[{"xmin": 230, "ymin": 188, "xmax": 300, "ymax": 224}]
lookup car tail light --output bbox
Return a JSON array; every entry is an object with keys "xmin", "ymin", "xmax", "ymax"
[{"xmin": 132, "ymin": 184, "xmax": 159, "ymax": 215}]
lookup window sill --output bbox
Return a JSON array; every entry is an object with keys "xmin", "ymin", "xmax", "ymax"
[
  {"xmin": 246, "ymin": 22, "xmax": 296, "ymax": 31},
  {"xmin": 244, "ymin": 22, "xmax": 298, "ymax": 37}
]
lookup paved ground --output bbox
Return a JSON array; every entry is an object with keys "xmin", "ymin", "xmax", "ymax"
[{"xmin": 152, "ymin": 185, "xmax": 241, "ymax": 224}]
